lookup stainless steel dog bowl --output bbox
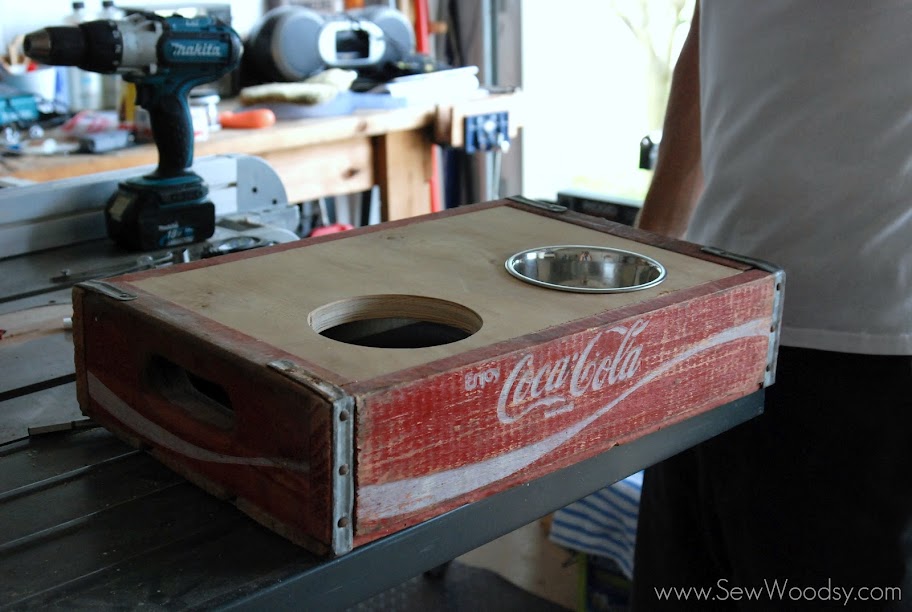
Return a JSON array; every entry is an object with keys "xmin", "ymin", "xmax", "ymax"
[{"xmin": 505, "ymin": 245, "xmax": 666, "ymax": 293}]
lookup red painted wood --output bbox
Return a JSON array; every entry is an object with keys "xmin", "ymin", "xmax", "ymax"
[
  {"xmin": 75, "ymin": 289, "xmax": 336, "ymax": 553},
  {"xmin": 351, "ymin": 275, "xmax": 775, "ymax": 543},
  {"xmin": 73, "ymin": 202, "xmax": 779, "ymax": 556},
  {"xmin": 344, "ymin": 270, "xmax": 770, "ymax": 396}
]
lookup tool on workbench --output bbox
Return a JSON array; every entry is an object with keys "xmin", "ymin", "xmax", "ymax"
[
  {"xmin": 78, "ymin": 128, "xmax": 134, "ymax": 153},
  {"xmin": 23, "ymin": 11, "xmax": 243, "ymax": 251},
  {"xmin": 50, "ymin": 252, "xmax": 175, "ymax": 285},
  {"xmin": 199, "ymin": 235, "xmax": 277, "ymax": 258}
]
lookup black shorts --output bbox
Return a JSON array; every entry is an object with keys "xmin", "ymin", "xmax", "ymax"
[{"xmin": 632, "ymin": 346, "xmax": 912, "ymax": 610}]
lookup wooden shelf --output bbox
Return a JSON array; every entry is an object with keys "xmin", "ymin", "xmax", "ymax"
[{"xmin": 2, "ymin": 92, "xmax": 522, "ymax": 222}]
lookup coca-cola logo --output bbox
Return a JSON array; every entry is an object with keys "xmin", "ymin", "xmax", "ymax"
[
  {"xmin": 363, "ymin": 317, "xmax": 768, "ymax": 520},
  {"xmin": 465, "ymin": 368, "xmax": 499, "ymax": 391},
  {"xmin": 495, "ymin": 319, "xmax": 648, "ymax": 424}
]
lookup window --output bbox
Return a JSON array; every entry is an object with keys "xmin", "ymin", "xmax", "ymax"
[{"xmin": 519, "ymin": 0, "xmax": 694, "ymax": 202}]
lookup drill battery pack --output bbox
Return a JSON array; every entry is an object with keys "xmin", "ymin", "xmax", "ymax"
[
  {"xmin": 106, "ymin": 174, "xmax": 215, "ymax": 251},
  {"xmin": 0, "ymin": 84, "xmax": 40, "ymax": 128}
]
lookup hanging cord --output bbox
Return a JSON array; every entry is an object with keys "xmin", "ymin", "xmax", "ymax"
[{"xmin": 412, "ymin": 0, "xmax": 441, "ymax": 212}]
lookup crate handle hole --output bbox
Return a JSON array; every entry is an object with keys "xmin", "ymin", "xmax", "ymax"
[
  {"xmin": 310, "ymin": 295, "xmax": 482, "ymax": 349},
  {"xmin": 146, "ymin": 355, "xmax": 235, "ymax": 429}
]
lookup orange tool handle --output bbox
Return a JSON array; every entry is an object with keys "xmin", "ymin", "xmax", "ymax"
[{"xmin": 219, "ymin": 109, "xmax": 277, "ymax": 129}]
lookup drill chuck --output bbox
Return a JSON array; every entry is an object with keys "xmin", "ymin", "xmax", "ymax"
[{"xmin": 24, "ymin": 21, "xmax": 122, "ymax": 73}]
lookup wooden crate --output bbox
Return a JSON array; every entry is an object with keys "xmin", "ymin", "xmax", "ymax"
[{"xmin": 73, "ymin": 199, "xmax": 783, "ymax": 557}]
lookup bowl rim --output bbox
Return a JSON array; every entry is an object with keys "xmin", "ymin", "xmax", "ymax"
[{"xmin": 503, "ymin": 244, "xmax": 667, "ymax": 293}]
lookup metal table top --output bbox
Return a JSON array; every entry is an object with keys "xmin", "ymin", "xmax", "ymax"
[
  {"xmin": 0, "ymin": 390, "xmax": 763, "ymax": 610},
  {"xmin": 0, "ymin": 239, "xmax": 765, "ymax": 610}
]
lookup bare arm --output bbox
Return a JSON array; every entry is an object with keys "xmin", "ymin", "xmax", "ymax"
[{"xmin": 636, "ymin": 1, "xmax": 703, "ymax": 238}]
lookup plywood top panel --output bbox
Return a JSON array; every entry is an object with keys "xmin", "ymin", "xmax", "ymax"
[{"xmin": 131, "ymin": 206, "xmax": 739, "ymax": 382}]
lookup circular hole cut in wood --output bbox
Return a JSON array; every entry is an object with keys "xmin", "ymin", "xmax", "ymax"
[{"xmin": 310, "ymin": 295, "xmax": 483, "ymax": 349}]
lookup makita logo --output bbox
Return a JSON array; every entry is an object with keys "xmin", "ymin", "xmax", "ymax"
[
  {"xmin": 495, "ymin": 320, "xmax": 648, "ymax": 424},
  {"xmin": 170, "ymin": 42, "xmax": 224, "ymax": 58}
]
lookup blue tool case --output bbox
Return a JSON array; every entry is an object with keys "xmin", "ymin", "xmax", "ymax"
[{"xmin": 0, "ymin": 84, "xmax": 39, "ymax": 128}]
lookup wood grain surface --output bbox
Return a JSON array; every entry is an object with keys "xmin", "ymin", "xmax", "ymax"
[
  {"xmin": 3, "ymin": 105, "xmax": 438, "ymax": 183},
  {"xmin": 128, "ymin": 206, "xmax": 739, "ymax": 382}
]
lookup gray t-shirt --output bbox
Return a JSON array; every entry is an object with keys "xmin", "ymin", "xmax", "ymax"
[{"xmin": 688, "ymin": 0, "xmax": 912, "ymax": 354}]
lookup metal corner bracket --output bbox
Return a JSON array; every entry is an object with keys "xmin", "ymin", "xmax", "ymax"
[
  {"xmin": 764, "ymin": 268, "xmax": 786, "ymax": 387},
  {"xmin": 700, "ymin": 246, "xmax": 785, "ymax": 387},
  {"xmin": 268, "ymin": 359, "xmax": 354, "ymax": 555},
  {"xmin": 77, "ymin": 280, "xmax": 138, "ymax": 301},
  {"xmin": 506, "ymin": 195, "xmax": 567, "ymax": 213}
]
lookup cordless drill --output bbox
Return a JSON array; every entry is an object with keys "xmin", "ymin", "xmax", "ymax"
[{"xmin": 24, "ymin": 12, "xmax": 243, "ymax": 251}]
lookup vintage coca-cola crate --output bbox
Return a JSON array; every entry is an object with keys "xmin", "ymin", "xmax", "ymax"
[{"xmin": 73, "ymin": 199, "xmax": 783, "ymax": 557}]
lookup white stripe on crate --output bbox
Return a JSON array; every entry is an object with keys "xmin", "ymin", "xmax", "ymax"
[
  {"xmin": 359, "ymin": 319, "xmax": 769, "ymax": 519},
  {"xmin": 87, "ymin": 373, "xmax": 310, "ymax": 472}
]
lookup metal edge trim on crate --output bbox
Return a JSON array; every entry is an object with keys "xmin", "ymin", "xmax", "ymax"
[
  {"xmin": 506, "ymin": 194, "xmax": 568, "ymax": 213},
  {"xmin": 78, "ymin": 280, "xmax": 138, "ymax": 301},
  {"xmin": 268, "ymin": 359, "xmax": 354, "ymax": 555},
  {"xmin": 701, "ymin": 246, "xmax": 786, "ymax": 386}
]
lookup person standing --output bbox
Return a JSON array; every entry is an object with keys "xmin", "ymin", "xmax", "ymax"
[{"xmin": 633, "ymin": 1, "xmax": 912, "ymax": 609}]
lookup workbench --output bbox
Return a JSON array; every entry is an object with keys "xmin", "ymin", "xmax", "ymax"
[
  {"xmin": 0, "ymin": 392, "xmax": 763, "ymax": 610},
  {"xmin": 0, "ymin": 92, "xmax": 522, "ymax": 222},
  {"xmin": 0, "ymin": 207, "xmax": 770, "ymax": 610},
  {"xmin": 0, "ymin": 93, "xmax": 777, "ymax": 607}
]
